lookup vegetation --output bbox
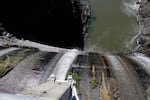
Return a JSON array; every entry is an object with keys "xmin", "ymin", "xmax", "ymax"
[
  {"xmin": 0, "ymin": 56, "xmax": 22, "ymax": 77},
  {"xmin": 90, "ymin": 65, "xmax": 99, "ymax": 89},
  {"xmin": 66, "ymin": 72, "xmax": 80, "ymax": 81},
  {"xmin": 147, "ymin": 87, "xmax": 150, "ymax": 100},
  {"xmin": 66, "ymin": 72, "xmax": 80, "ymax": 88},
  {"xmin": 8, "ymin": 56, "xmax": 22, "ymax": 63},
  {"xmin": 90, "ymin": 78, "xmax": 99, "ymax": 89}
]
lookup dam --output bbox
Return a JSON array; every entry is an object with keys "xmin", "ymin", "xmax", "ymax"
[
  {"xmin": 0, "ymin": 0, "xmax": 150, "ymax": 100},
  {"xmin": 0, "ymin": 38, "xmax": 149, "ymax": 100}
]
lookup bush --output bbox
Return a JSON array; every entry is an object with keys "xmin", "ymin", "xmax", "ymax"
[
  {"xmin": 66, "ymin": 72, "xmax": 80, "ymax": 82},
  {"xmin": 0, "ymin": 56, "xmax": 22, "ymax": 77},
  {"xmin": 66, "ymin": 72, "xmax": 80, "ymax": 88},
  {"xmin": 90, "ymin": 78, "xmax": 99, "ymax": 89}
]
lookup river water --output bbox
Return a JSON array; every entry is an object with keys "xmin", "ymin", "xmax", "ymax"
[{"xmin": 85, "ymin": 0, "xmax": 138, "ymax": 52}]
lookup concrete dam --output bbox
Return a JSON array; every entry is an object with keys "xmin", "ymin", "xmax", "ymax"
[
  {"xmin": 0, "ymin": 0, "xmax": 150, "ymax": 100},
  {"xmin": 0, "ymin": 39, "xmax": 148, "ymax": 100}
]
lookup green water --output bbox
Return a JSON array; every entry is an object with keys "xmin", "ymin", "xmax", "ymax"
[{"xmin": 85, "ymin": 0, "xmax": 137, "ymax": 52}]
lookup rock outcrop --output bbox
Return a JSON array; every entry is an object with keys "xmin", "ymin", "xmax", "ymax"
[
  {"xmin": 136, "ymin": 0, "xmax": 150, "ymax": 52},
  {"xmin": 71, "ymin": 0, "xmax": 91, "ymax": 40}
]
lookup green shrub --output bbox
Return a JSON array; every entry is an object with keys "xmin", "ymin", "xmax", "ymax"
[
  {"xmin": 72, "ymin": 73, "xmax": 80, "ymax": 82},
  {"xmin": 66, "ymin": 72, "xmax": 80, "ymax": 82},
  {"xmin": 8, "ymin": 57, "xmax": 22, "ymax": 63},
  {"xmin": 0, "ymin": 56, "xmax": 22, "ymax": 77},
  {"xmin": 66, "ymin": 72, "xmax": 80, "ymax": 88},
  {"xmin": 90, "ymin": 78, "xmax": 99, "ymax": 89}
]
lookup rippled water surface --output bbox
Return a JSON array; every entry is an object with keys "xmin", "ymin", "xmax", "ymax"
[{"xmin": 85, "ymin": 0, "xmax": 138, "ymax": 52}]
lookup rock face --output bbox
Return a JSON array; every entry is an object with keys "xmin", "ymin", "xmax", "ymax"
[
  {"xmin": 137, "ymin": 0, "xmax": 150, "ymax": 51},
  {"xmin": 0, "ymin": 0, "xmax": 83, "ymax": 49},
  {"xmin": 80, "ymin": 0, "xmax": 91, "ymax": 40},
  {"xmin": 66, "ymin": 0, "xmax": 91, "ymax": 42}
]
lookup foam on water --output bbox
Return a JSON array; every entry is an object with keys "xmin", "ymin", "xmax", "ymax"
[
  {"xmin": 125, "ymin": 26, "xmax": 139, "ymax": 49},
  {"xmin": 122, "ymin": 0, "xmax": 140, "ymax": 50},
  {"xmin": 121, "ymin": 0, "xmax": 140, "ymax": 16}
]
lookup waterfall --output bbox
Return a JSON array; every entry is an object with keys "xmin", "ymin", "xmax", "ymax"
[
  {"xmin": 125, "ymin": 29, "xmax": 140, "ymax": 50},
  {"xmin": 129, "ymin": 54, "xmax": 150, "ymax": 76}
]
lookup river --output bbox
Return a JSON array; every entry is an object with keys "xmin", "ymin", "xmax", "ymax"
[{"xmin": 85, "ymin": 0, "xmax": 138, "ymax": 52}]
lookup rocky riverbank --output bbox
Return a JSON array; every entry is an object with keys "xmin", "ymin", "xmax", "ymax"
[
  {"xmin": 80, "ymin": 0, "xmax": 91, "ymax": 40},
  {"xmin": 71, "ymin": 0, "xmax": 91, "ymax": 40},
  {"xmin": 136, "ymin": 0, "xmax": 150, "ymax": 53}
]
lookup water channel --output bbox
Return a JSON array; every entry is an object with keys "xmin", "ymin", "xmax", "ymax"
[{"xmin": 85, "ymin": 0, "xmax": 138, "ymax": 52}]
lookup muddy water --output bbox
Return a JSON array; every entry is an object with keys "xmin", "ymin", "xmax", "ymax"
[{"xmin": 85, "ymin": 0, "xmax": 138, "ymax": 52}]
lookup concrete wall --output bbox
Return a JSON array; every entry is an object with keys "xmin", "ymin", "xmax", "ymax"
[{"xmin": 60, "ymin": 86, "xmax": 71, "ymax": 100}]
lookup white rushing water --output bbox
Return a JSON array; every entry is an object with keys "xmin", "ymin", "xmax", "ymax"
[
  {"xmin": 125, "ymin": 27, "xmax": 139, "ymax": 49},
  {"xmin": 121, "ymin": 0, "xmax": 141, "ymax": 50},
  {"xmin": 121, "ymin": 0, "xmax": 140, "ymax": 16},
  {"xmin": 129, "ymin": 54, "xmax": 150, "ymax": 76}
]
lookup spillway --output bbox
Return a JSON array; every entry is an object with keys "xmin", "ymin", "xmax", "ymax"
[
  {"xmin": 106, "ymin": 55, "xmax": 145, "ymax": 100},
  {"xmin": 129, "ymin": 54, "xmax": 150, "ymax": 76}
]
